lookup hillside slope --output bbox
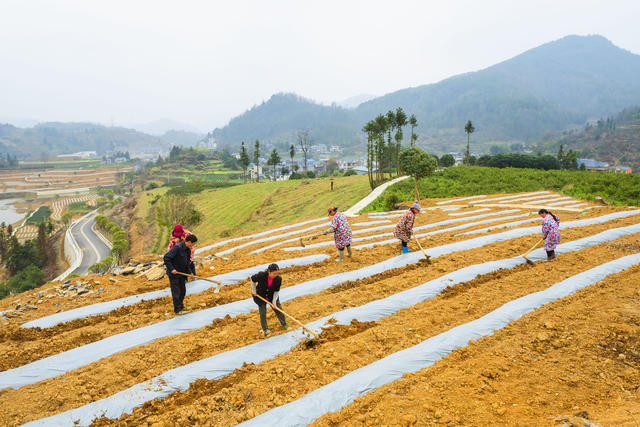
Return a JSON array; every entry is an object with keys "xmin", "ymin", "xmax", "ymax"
[{"xmin": 213, "ymin": 35, "xmax": 640, "ymax": 151}]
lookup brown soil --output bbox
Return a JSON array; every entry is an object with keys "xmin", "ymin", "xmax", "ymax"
[{"xmin": 0, "ymin": 196, "xmax": 637, "ymax": 426}]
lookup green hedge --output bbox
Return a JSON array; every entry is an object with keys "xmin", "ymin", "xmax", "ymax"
[{"xmin": 95, "ymin": 215, "xmax": 129, "ymax": 261}]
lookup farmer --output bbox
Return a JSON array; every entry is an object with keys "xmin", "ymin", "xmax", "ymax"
[
  {"xmin": 539, "ymin": 209, "xmax": 560, "ymax": 261},
  {"xmin": 394, "ymin": 201, "xmax": 421, "ymax": 254},
  {"xmin": 168, "ymin": 224, "xmax": 195, "ymax": 277},
  {"xmin": 251, "ymin": 263, "xmax": 291, "ymax": 336},
  {"xmin": 324, "ymin": 206, "xmax": 352, "ymax": 262},
  {"xmin": 164, "ymin": 234, "xmax": 197, "ymax": 314}
]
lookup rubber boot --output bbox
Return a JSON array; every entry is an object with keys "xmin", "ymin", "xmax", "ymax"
[
  {"xmin": 336, "ymin": 249, "xmax": 344, "ymax": 262},
  {"xmin": 401, "ymin": 245, "xmax": 409, "ymax": 254},
  {"xmin": 346, "ymin": 246, "xmax": 352, "ymax": 258}
]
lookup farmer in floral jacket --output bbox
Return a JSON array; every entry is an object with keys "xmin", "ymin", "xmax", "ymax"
[
  {"xmin": 394, "ymin": 201, "xmax": 421, "ymax": 254},
  {"xmin": 168, "ymin": 224, "xmax": 195, "ymax": 275},
  {"xmin": 539, "ymin": 209, "xmax": 560, "ymax": 262},
  {"xmin": 324, "ymin": 207, "xmax": 352, "ymax": 262}
]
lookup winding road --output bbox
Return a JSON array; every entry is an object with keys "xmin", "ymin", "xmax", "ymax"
[{"xmin": 70, "ymin": 212, "xmax": 112, "ymax": 275}]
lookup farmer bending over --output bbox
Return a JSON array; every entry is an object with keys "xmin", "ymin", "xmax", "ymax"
[
  {"xmin": 539, "ymin": 209, "xmax": 560, "ymax": 262},
  {"xmin": 394, "ymin": 201, "xmax": 421, "ymax": 254},
  {"xmin": 251, "ymin": 263, "xmax": 291, "ymax": 336},
  {"xmin": 324, "ymin": 206, "xmax": 352, "ymax": 262},
  {"xmin": 164, "ymin": 234, "xmax": 197, "ymax": 314}
]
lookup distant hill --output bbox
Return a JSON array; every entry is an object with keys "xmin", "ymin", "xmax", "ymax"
[
  {"xmin": 128, "ymin": 119, "xmax": 203, "ymax": 136},
  {"xmin": 0, "ymin": 122, "xmax": 171, "ymax": 158},
  {"xmin": 212, "ymin": 35, "xmax": 640, "ymax": 154},
  {"xmin": 557, "ymin": 105, "xmax": 640, "ymax": 172},
  {"xmin": 338, "ymin": 94, "xmax": 377, "ymax": 109}
]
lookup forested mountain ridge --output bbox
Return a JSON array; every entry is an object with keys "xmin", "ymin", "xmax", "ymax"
[{"xmin": 212, "ymin": 35, "xmax": 640, "ymax": 153}]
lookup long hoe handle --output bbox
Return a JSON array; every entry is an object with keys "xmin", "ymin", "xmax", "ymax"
[
  {"xmin": 522, "ymin": 239, "xmax": 544, "ymax": 258},
  {"xmin": 174, "ymin": 271, "xmax": 222, "ymax": 285},
  {"xmin": 253, "ymin": 294, "xmax": 318, "ymax": 338},
  {"xmin": 413, "ymin": 235, "xmax": 430, "ymax": 260}
]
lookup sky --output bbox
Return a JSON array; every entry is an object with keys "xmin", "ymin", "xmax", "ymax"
[{"xmin": 1, "ymin": 0, "xmax": 639, "ymax": 133}]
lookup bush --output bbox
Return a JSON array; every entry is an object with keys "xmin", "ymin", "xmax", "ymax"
[
  {"xmin": 89, "ymin": 256, "xmax": 115, "ymax": 274},
  {"xmin": 289, "ymin": 172, "xmax": 304, "ymax": 180},
  {"xmin": 0, "ymin": 284, "xmax": 10, "ymax": 299},
  {"xmin": 7, "ymin": 265, "xmax": 44, "ymax": 294},
  {"xmin": 343, "ymin": 169, "xmax": 357, "ymax": 176},
  {"xmin": 6, "ymin": 240, "xmax": 42, "ymax": 274},
  {"xmin": 383, "ymin": 192, "xmax": 400, "ymax": 210},
  {"xmin": 145, "ymin": 182, "xmax": 159, "ymax": 191},
  {"xmin": 306, "ymin": 171, "xmax": 316, "ymax": 178}
]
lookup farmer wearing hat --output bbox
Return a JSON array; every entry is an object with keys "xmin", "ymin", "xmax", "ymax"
[
  {"xmin": 168, "ymin": 224, "xmax": 195, "ymax": 276},
  {"xmin": 250, "ymin": 263, "xmax": 291, "ymax": 336},
  {"xmin": 324, "ymin": 206, "xmax": 353, "ymax": 262},
  {"xmin": 394, "ymin": 201, "xmax": 421, "ymax": 254}
]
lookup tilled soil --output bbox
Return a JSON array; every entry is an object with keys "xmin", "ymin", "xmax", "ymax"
[{"xmin": 0, "ymin": 197, "xmax": 636, "ymax": 426}]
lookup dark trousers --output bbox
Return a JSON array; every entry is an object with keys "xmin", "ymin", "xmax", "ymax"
[
  {"xmin": 258, "ymin": 299, "xmax": 287, "ymax": 331},
  {"xmin": 401, "ymin": 241, "xmax": 408, "ymax": 247},
  {"xmin": 169, "ymin": 275, "xmax": 187, "ymax": 313}
]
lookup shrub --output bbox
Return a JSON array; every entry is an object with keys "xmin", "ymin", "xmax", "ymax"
[
  {"xmin": 289, "ymin": 172, "xmax": 304, "ymax": 180},
  {"xmin": 8, "ymin": 265, "xmax": 44, "ymax": 294},
  {"xmin": 343, "ymin": 169, "xmax": 357, "ymax": 176},
  {"xmin": 306, "ymin": 171, "xmax": 316, "ymax": 178},
  {"xmin": 0, "ymin": 284, "xmax": 10, "ymax": 299}
]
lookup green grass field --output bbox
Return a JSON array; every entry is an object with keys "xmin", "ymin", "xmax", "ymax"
[{"xmin": 184, "ymin": 175, "xmax": 371, "ymax": 244}]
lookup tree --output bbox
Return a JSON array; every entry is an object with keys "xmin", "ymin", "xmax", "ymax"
[
  {"xmin": 557, "ymin": 144, "xmax": 565, "ymax": 162},
  {"xmin": 409, "ymin": 114, "xmax": 418, "ymax": 147},
  {"xmin": 268, "ymin": 149, "xmax": 281, "ymax": 181},
  {"xmin": 398, "ymin": 147, "xmax": 437, "ymax": 200},
  {"xmin": 326, "ymin": 158, "xmax": 339, "ymax": 175},
  {"xmin": 240, "ymin": 142, "xmax": 250, "ymax": 183},
  {"xmin": 362, "ymin": 120, "xmax": 377, "ymax": 190},
  {"xmin": 464, "ymin": 120, "xmax": 475, "ymax": 164},
  {"xmin": 394, "ymin": 107, "xmax": 408, "ymax": 176},
  {"xmin": 439, "ymin": 154, "xmax": 455, "ymax": 168},
  {"xmin": 297, "ymin": 130, "xmax": 311, "ymax": 172},
  {"xmin": 253, "ymin": 140, "xmax": 260, "ymax": 182},
  {"xmin": 6, "ymin": 240, "xmax": 42, "ymax": 275},
  {"xmin": 37, "ymin": 222, "xmax": 48, "ymax": 265},
  {"xmin": 289, "ymin": 144, "xmax": 296, "ymax": 172},
  {"xmin": 385, "ymin": 110, "xmax": 396, "ymax": 178},
  {"xmin": 155, "ymin": 194, "xmax": 203, "ymax": 231}
]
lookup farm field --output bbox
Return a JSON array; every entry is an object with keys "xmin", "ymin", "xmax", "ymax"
[
  {"xmin": 130, "ymin": 175, "xmax": 372, "ymax": 256},
  {"xmin": 0, "ymin": 167, "xmax": 130, "ymax": 195},
  {"xmin": 0, "ymin": 189, "xmax": 639, "ymax": 426}
]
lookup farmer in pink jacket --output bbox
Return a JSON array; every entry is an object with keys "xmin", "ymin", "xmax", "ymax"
[
  {"xmin": 324, "ymin": 206, "xmax": 352, "ymax": 262},
  {"xmin": 538, "ymin": 209, "xmax": 560, "ymax": 262},
  {"xmin": 394, "ymin": 201, "xmax": 421, "ymax": 254}
]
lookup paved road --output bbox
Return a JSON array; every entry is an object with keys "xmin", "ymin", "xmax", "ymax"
[{"xmin": 71, "ymin": 212, "xmax": 112, "ymax": 275}]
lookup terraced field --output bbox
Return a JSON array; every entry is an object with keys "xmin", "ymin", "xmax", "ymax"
[{"xmin": 1, "ymin": 190, "xmax": 639, "ymax": 426}]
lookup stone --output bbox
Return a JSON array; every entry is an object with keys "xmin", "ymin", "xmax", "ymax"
[
  {"xmin": 98, "ymin": 288, "xmax": 104, "ymax": 292},
  {"xmin": 26, "ymin": 305, "xmax": 37, "ymax": 310},
  {"xmin": 133, "ymin": 265, "xmax": 146, "ymax": 274},
  {"xmin": 63, "ymin": 280, "xmax": 71, "ymax": 285},
  {"xmin": 77, "ymin": 288, "xmax": 89, "ymax": 295},
  {"xmin": 15, "ymin": 303, "xmax": 21, "ymax": 310},
  {"xmin": 68, "ymin": 286, "xmax": 76, "ymax": 291},
  {"xmin": 144, "ymin": 267, "xmax": 165, "ymax": 281},
  {"xmin": 75, "ymin": 281, "xmax": 83, "ymax": 287},
  {"xmin": 37, "ymin": 300, "xmax": 43, "ymax": 304},
  {"xmin": 61, "ymin": 282, "xmax": 71, "ymax": 289},
  {"xmin": 121, "ymin": 266, "xmax": 136, "ymax": 275},
  {"xmin": 109, "ymin": 278, "xmax": 117, "ymax": 283}
]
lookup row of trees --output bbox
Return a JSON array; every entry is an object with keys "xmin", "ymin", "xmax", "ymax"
[
  {"xmin": 0, "ymin": 153, "xmax": 19, "ymax": 168},
  {"xmin": 362, "ymin": 108, "xmax": 418, "ymax": 189},
  {"xmin": 94, "ymin": 215, "xmax": 130, "ymax": 261}
]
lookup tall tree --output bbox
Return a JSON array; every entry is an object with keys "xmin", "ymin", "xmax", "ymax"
[
  {"xmin": 239, "ymin": 142, "xmax": 250, "ymax": 183},
  {"xmin": 37, "ymin": 222, "xmax": 47, "ymax": 265},
  {"xmin": 374, "ymin": 114, "xmax": 388, "ymax": 183},
  {"xmin": 409, "ymin": 114, "xmax": 418, "ymax": 147},
  {"xmin": 253, "ymin": 139, "xmax": 260, "ymax": 182},
  {"xmin": 289, "ymin": 144, "xmax": 296, "ymax": 173},
  {"xmin": 394, "ymin": 107, "xmax": 408, "ymax": 176},
  {"xmin": 464, "ymin": 120, "xmax": 475, "ymax": 164},
  {"xmin": 385, "ymin": 110, "xmax": 396, "ymax": 178},
  {"xmin": 297, "ymin": 130, "xmax": 311, "ymax": 172},
  {"xmin": 557, "ymin": 144, "xmax": 565, "ymax": 162},
  {"xmin": 362, "ymin": 120, "xmax": 376, "ymax": 190},
  {"xmin": 268, "ymin": 149, "xmax": 281, "ymax": 181}
]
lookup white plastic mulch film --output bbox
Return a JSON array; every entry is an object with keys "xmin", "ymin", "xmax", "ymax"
[
  {"xmin": 5, "ymin": 209, "xmax": 639, "ymax": 391},
  {"xmin": 239, "ymin": 252, "xmax": 640, "ymax": 427},
  {"xmin": 21, "ymin": 254, "xmax": 329, "ymax": 329},
  {"xmin": 22, "ymin": 221, "xmax": 640, "ymax": 426}
]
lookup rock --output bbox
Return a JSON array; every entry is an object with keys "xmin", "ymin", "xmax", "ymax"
[
  {"xmin": 144, "ymin": 267, "xmax": 165, "ymax": 281},
  {"xmin": 77, "ymin": 288, "xmax": 89, "ymax": 295},
  {"xmin": 63, "ymin": 280, "xmax": 71, "ymax": 285},
  {"xmin": 61, "ymin": 282, "xmax": 71, "ymax": 289},
  {"xmin": 536, "ymin": 332, "xmax": 549, "ymax": 341},
  {"xmin": 109, "ymin": 278, "xmax": 117, "ymax": 283},
  {"xmin": 68, "ymin": 286, "xmax": 76, "ymax": 291},
  {"xmin": 595, "ymin": 196, "xmax": 608, "ymax": 206},
  {"xmin": 111, "ymin": 266, "xmax": 123, "ymax": 275},
  {"xmin": 133, "ymin": 265, "xmax": 146, "ymax": 274},
  {"xmin": 26, "ymin": 305, "xmax": 37, "ymax": 310},
  {"xmin": 37, "ymin": 291, "xmax": 44, "ymax": 298},
  {"xmin": 37, "ymin": 300, "xmax": 43, "ymax": 304},
  {"xmin": 294, "ymin": 365, "xmax": 306, "ymax": 378},
  {"xmin": 75, "ymin": 281, "xmax": 83, "ymax": 287},
  {"xmin": 15, "ymin": 303, "xmax": 21, "ymax": 310},
  {"xmin": 98, "ymin": 288, "xmax": 104, "ymax": 292},
  {"xmin": 121, "ymin": 266, "xmax": 136, "ymax": 275}
]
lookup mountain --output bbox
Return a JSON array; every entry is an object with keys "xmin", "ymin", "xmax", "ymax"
[
  {"xmin": 556, "ymin": 105, "xmax": 640, "ymax": 172},
  {"xmin": 128, "ymin": 119, "xmax": 203, "ymax": 136},
  {"xmin": 160, "ymin": 129, "xmax": 206, "ymax": 148},
  {"xmin": 212, "ymin": 35, "xmax": 640, "ymax": 154},
  {"xmin": 0, "ymin": 122, "xmax": 170, "ymax": 158},
  {"xmin": 338, "ymin": 94, "xmax": 377, "ymax": 109}
]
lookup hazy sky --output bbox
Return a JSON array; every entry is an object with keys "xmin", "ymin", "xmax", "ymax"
[{"xmin": 1, "ymin": 0, "xmax": 639, "ymax": 132}]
